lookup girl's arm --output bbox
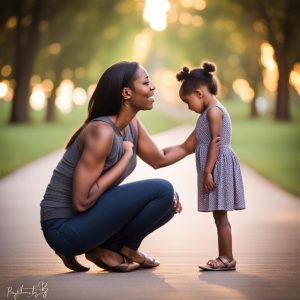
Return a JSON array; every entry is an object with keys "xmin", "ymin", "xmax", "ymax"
[
  {"xmin": 204, "ymin": 107, "xmax": 223, "ymax": 192},
  {"xmin": 136, "ymin": 118, "xmax": 196, "ymax": 169},
  {"xmin": 72, "ymin": 123, "xmax": 133, "ymax": 212},
  {"xmin": 135, "ymin": 118, "xmax": 220, "ymax": 169}
]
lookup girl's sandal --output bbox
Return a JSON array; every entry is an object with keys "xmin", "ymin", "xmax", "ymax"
[{"xmin": 199, "ymin": 256, "xmax": 236, "ymax": 271}]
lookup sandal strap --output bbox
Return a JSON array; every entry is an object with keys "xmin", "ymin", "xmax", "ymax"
[{"xmin": 217, "ymin": 256, "xmax": 230, "ymax": 267}]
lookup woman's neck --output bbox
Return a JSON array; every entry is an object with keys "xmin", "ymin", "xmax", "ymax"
[{"xmin": 109, "ymin": 105, "xmax": 137, "ymax": 133}]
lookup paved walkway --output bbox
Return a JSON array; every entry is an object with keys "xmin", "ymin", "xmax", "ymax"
[{"xmin": 1, "ymin": 126, "xmax": 300, "ymax": 300}]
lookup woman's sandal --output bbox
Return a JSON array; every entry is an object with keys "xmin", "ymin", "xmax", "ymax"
[
  {"xmin": 198, "ymin": 256, "xmax": 236, "ymax": 271},
  {"xmin": 85, "ymin": 252, "xmax": 140, "ymax": 272},
  {"xmin": 139, "ymin": 252, "xmax": 160, "ymax": 268},
  {"xmin": 55, "ymin": 251, "xmax": 90, "ymax": 272}
]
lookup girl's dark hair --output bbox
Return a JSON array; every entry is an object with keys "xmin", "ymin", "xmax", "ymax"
[
  {"xmin": 66, "ymin": 61, "xmax": 139, "ymax": 148},
  {"xmin": 176, "ymin": 61, "xmax": 219, "ymax": 95}
]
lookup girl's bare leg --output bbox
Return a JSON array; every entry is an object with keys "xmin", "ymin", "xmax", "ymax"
[{"xmin": 207, "ymin": 210, "xmax": 234, "ymax": 267}]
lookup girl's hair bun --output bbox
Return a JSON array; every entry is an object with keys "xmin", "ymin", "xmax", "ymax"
[
  {"xmin": 176, "ymin": 66, "xmax": 190, "ymax": 82},
  {"xmin": 202, "ymin": 62, "xmax": 216, "ymax": 74}
]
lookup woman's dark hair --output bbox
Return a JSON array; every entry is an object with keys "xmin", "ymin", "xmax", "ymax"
[
  {"xmin": 176, "ymin": 61, "xmax": 219, "ymax": 96},
  {"xmin": 66, "ymin": 61, "xmax": 139, "ymax": 148}
]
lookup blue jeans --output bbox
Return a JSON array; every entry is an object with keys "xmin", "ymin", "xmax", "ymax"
[{"xmin": 41, "ymin": 179, "xmax": 176, "ymax": 256}]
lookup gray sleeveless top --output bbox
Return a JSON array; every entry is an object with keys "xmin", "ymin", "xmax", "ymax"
[{"xmin": 40, "ymin": 116, "xmax": 138, "ymax": 222}]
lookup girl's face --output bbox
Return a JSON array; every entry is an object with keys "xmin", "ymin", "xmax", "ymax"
[
  {"xmin": 180, "ymin": 89, "xmax": 205, "ymax": 114},
  {"xmin": 127, "ymin": 66, "xmax": 156, "ymax": 111}
]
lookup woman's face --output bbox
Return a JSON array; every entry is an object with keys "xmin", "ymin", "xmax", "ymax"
[{"xmin": 129, "ymin": 66, "xmax": 156, "ymax": 111}]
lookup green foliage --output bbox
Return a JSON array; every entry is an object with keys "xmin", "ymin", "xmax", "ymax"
[
  {"xmin": 221, "ymin": 100, "xmax": 300, "ymax": 197},
  {"xmin": 0, "ymin": 101, "xmax": 180, "ymax": 178}
]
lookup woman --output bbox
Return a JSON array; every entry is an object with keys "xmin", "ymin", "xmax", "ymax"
[{"xmin": 40, "ymin": 61, "xmax": 219, "ymax": 272}]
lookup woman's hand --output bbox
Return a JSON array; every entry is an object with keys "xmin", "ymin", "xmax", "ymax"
[
  {"xmin": 173, "ymin": 191, "xmax": 182, "ymax": 213},
  {"xmin": 123, "ymin": 141, "xmax": 134, "ymax": 157},
  {"xmin": 204, "ymin": 172, "xmax": 215, "ymax": 192}
]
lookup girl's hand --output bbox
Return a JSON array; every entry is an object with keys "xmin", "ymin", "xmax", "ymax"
[
  {"xmin": 211, "ymin": 136, "xmax": 221, "ymax": 150},
  {"xmin": 123, "ymin": 141, "xmax": 134, "ymax": 157},
  {"xmin": 204, "ymin": 172, "xmax": 215, "ymax": 192},
  {"xmin": 173, "ymin": 191, "xmax": 182, "ymax": 213}
]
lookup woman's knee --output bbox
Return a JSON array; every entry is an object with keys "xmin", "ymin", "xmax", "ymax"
[{"xmin": 151, "ymin": 179, "xmax": 174, "ymax": 206}]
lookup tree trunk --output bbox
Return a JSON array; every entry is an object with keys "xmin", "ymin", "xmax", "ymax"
[
  {"xmin": 250, "ymin": 94, "xmax": 258, "ymax": 118},
  {"xmin": 250, "ymin": 71, "xmax": 259, "ymax": 118},
  {"xmin": 46, "ymin": 54, "xmax": 64, "ymax": 122},
  {"xmin": 10, "ymin": 0, "xmax": 44, "ymax": 123},
  {"xmin": 46, "ymin": 76, "xmax": 59, "ymax": 122},
  {"xmin": 274, "ymin": 49, "xmax": 290, "ymax": 120}
]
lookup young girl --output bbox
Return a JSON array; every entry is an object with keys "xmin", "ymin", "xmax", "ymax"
[{"xmin": 176, "ymin": 61, "xmax": 245, "ymax": 271}]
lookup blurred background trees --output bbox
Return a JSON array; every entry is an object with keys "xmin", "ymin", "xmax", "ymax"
[{"xmin": 0, "ymin": 0, "xmax": 299, "ymax": 124}]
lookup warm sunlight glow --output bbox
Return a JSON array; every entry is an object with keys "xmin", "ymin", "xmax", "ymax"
[
  {"xmin": 132, "ymin": 29, "xmax": 153, "ymax": 63},
  {"xmin": 41, "ymin": 79, "xmax": 54, "ymax": 95},
  {"xmin": 0, "ymin": 81, "xmax": 8, "ymax": 98},
  {"xmin": 48, "ymin": 43, "xmax": 62, "ymax": 55},
  {"xmin": 194, "ymin": 0, "xmax": 206, "ymax": 10},
  {"xmin": 30, "ymin": 85, "xmax": 46, "ymax": 111},
  {"xmin": 232, "ymin": 79, "xmax": 255, "ymax": 102},
  {"xmin": 0, "ymin": 80, "xmax": 13, "ymax": 101},
  {"xmin": 30, "ymin": 75, "xmax": 41, "ymax": 86},
  {"xmin": 143, "ymin": 0, "xmax": 170, "ymax": 31},
  {"xmin": 87, "ymin": 84, "xmax": 97, "ymax": 99},
  {"xmin": 260, "ymin": 43, "xmax": 278, "ymax": 95},
  {"xmin": 290, "ymin": 63, "xmax": 300, "ymax": 96},
  {"xmin": 153, "ymin": 68, "xmax": 179, "ymax": 104},
  {"xmin": 55, "ymin": 80, "xmax": 74, "ymax": 113},
  {"xmin": 6, "ymin": 16, "xmax": 17, "ymax": 29},
  {"xmin": 72, "ymin": 87, "xmax": 87, "ymax": 106},
  {"xmin": 1, "ymin": 65, "xmax": 12, "ymax": 77},
  {"xmin": 179, "ymin": 12, "xmax": 192, "ymax": 25},
  {"xmin": 181, "ymin": 0, "xmax": 194, "ymax": 8}
]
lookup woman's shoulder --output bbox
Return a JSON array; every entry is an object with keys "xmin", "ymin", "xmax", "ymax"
[{"xmin": 78, "ymin": 121, "xmax": 114, "ymax": 152}]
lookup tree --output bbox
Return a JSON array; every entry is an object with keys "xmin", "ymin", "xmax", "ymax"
[
  {"xmin": 1, "ymin": 0, "xmax": 145, "ymax": 123},
  {"xmin": 9, "ymin": 0, "xmax": 45, "ymax": 123},
  {"xmin": 229, "ymin": 0, "xmax": 300, "ymax": 120}
]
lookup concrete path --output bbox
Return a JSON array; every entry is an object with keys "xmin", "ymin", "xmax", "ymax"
[{"xmin": 1, "ymin": 126, "xmax": 300, "ymax": 300}]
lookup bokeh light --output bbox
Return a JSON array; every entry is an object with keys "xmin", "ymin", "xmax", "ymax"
[
  {"xmin": 1, "ymin": 65, "xmax": 12, "ymax": 77},
  {"xmin": 289, "ymin": 63, "xmax": 300, "ymax": 95},
  {"xmin": 55, "ymin": 80, "xmax": 74, "ymax": 113},
  {"xmin": 232, "ymin": 79, "xmax": 255, "ymax": 102},
  {"xmin": 87, "ymin": 84, "xmax": 97, "ymax": 100},
  {"xmin": 47, "ymin": 43, "xmax": 62, "ymax": 55},
  {"xmin": 30, "ymin": 75, "xmax": 41, "ymax": 87},
  {"xmin": 132, "ymin": 29, "xmax": 153, "ymax": 63},
  {"xmin": 260, "ymin": 42, "xmax": 278, "ymax": 95},
  {"xmin": 0, "ymin": 81, "xmax": 9, "ymax": 98},
  {"xmin": 6, "ymin": 16, "xmax": 17, "ymax": 29},
  {"xmin": 72, "ymin": 87, "xmax": 87, "ymax": 106},
  {"xmin": 30, "ymin": 84, "xmax": 46, "ymax": 111},
  {"xmin": 143, "ymin": 0, "xmax": 170, "ymax": 31}
]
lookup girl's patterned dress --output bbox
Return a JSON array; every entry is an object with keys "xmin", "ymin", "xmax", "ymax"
[{"xmin": 195, "ymin": 104, "xmax": 245, "ymax": 212}]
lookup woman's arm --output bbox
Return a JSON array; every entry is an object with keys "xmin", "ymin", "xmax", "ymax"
[
  {"xmin": 136, "ymin": 118, "xmax": 196, "ymax": 169},
  {"xmin": 72, "ymin": 123, "xmax": 133, "ymax": 212},
  {"xmin": 203, "ymin": 107, "xmax": 223, "ymax": 192}
]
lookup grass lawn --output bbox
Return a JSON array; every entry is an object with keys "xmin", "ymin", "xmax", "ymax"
[
  {"xmin": 0, "ymin": 101, "xmax": 180, "ymax": 178},
  {"xmin": 225, "ymin": 100, "xmax": 300, "ymax": 197}
]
